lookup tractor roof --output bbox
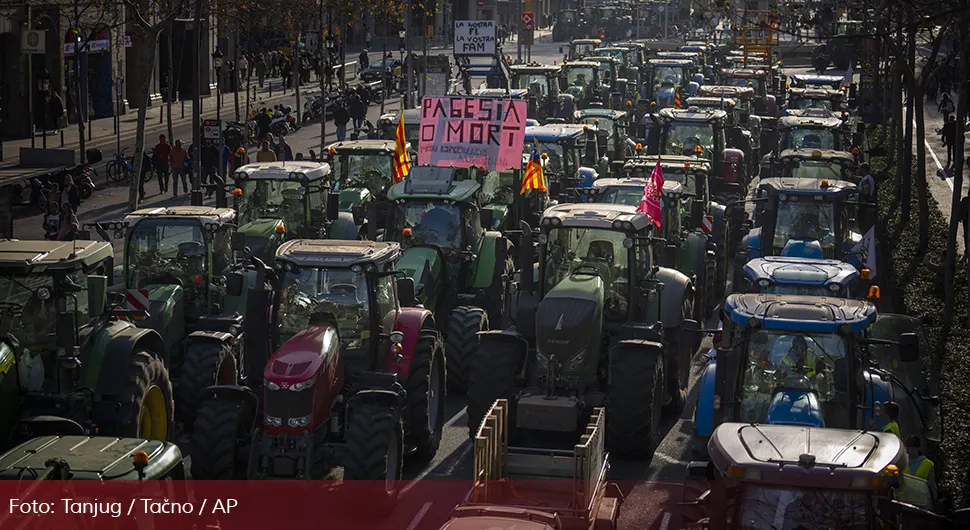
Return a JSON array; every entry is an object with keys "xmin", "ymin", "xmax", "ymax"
[
  {"xmin": 658, "ymin": 107, "xmax": 728, "ymax": 122},
  {"xmin": 648, "ymin": 58, "xmax": 694, "ymax": 66},
  {"xmin": 699, "ymin": 85, "xmax": 755, "ymax": 98},
  {"xmin": 125, "ymin": 206, "xmax": 236, "ymax": 225},
  {"xmin": 584, "ymin": 56, "xmax": 618, "ymax": 64},
  {"xmin": 723, "ymin": 293, "xmax": 877, "ymax": 332},
  {"xmin": 778, "ymin": 113, "xmax": 843, "ymax": 129},
  {"xmin": 571, "ymin": 38, "xmax": 602, "ymax": 44},
  {"xmin": 687, "ymin": 96, "xmax": 739, "ymax": 109},
  {"xmin": 526, "ymin": 124, "xmax": 591, "ymax": 142},
  {"xmin": 679, "ymin": 44, "xmax": 709, "ymax": 52},
  {"xmin": 576, "ymin": 108, "xmax": 629, "ymax": 120},
  {"xmin": 472, "ymin": 88, "xmax": 530, "ymax": 98},
  {"xmin": 759, "ymin": 177, "xmax": 856, "ymax": 195},
  {"xmin": 592, "ymin": 177, "xmax": 684, "ymax": 197},
  {"xmin": 720, "ymin": 68, "xmax": 769, "ymax": 78},
  {"xmin": 0, "ymin": 239, "xmax": 113, "ymax": 272},
  {"xmin": 276, "ymin": 240, "xmax": 401, "ymax": 269},
  {"xmin": 612, "ymin": 42, "xmax": 645, "ymax": 50},
  {"xmin": 622, "ymin": 155, "xmax": 711, "ymax": 174},
  {"xmin": 708, "ymin": 423, "xmax": 905, "ymax": 491},
  {"xmin": 542, "ymin": 203, "xmax": 655, "ymax": 232},
  {"xmin": 788, "ymin": 87, "xmax": 845, "ymax": 99},
  {"xmin": 563, "ymin": 60, "xmax": 600, "ymax": 68},
  {"xmin": 594, "ymin": 47, "xmax": 628, "ymax": 53},
  {"xmin": 326, "ymin": 140, "xmax": 397, "ymax": 153},
  {"xmin": 234, "ymin": 161, "xmax": 331, "ymax": 181},
  {"xmin": 379, "ymin": 109, "xmax": 421, "ymax": 125},
  {"xmin": 510, "ymin": 63, "xmax": 561, "ymax": 73},
  {"xmin": 387, "ymin": 166, "xmax": 480, "ymax": 202},
  {"xmin": 779, "ymin": 148, "xmax": 856, "ymax": 164},
  {"xmin": 656, "ymin": 51, "xmax": 701, "ymax": 60},
  {"xmin": 743, "ymin": 256, "xmax": 859, "ymax": 287},
  {"xmin": 790, "ymin": 73, "xmax": 844, "ymax": 86},
  {"xmin": 0, "ymin": 436, "xmax": 183, "ymax": 480}
]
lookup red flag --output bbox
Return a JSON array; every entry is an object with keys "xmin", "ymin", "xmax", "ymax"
[{"xmin": 637, "ymin": 159, "xmax": 664, "ymax": 228}]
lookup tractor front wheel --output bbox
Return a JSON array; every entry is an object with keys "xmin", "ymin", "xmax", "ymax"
[
  {"xmin": 114, "ymin": 351, "xmax": 175, "ymax": 441},
  {"xmin": 664, "ymin": 295, "xmax": 694, "ymax": 415},
  {"xmin": 465, "ymin": 338, "xmax": 524, "ymax": 439},
  {"xmin": 445, "ymin": 306, "xmax": 488, "ymax": 393},
  {"xmin": 190, "ymin": 396, "xmax": 255, "ymax": 479},
  {"xmin": 608, "ymin": 342, "xmax": 663, "ymax": 459},
  {"xmin": 487, "ymin": 255, "xmax": 515, "ymax": 329},
  {"xmin": 404, "ymin": 331, "xmax": 446, "ymax": 463},
  {"xmin": 343, "ymin": 403, "xmax": 403, "ymax": 514},
  {"xmin": 175, "ymin": 341, "xmax": 237, "ymax": 425}
]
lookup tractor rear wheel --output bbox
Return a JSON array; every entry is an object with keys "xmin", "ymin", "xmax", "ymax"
[
  {"xmin": 190, "ymin": 396, "xmax": 255, "ymax": 479},
  {"xmin": 445, "ymin": 306, "xmax": 488, "ymax": 393},
  {"xmin": 664, "ymin": 295, "xmax": 694, "ymax": 415},
  {"xmin": 608, "ymin": 342, "xmax": 663, "ymax": 459},
  {"xmin": 404, "ymin": 330, "xmax": 446, "ymax": 463},
  {"xmin": 113, "ymin": 351, "xmax": 175, "ymax": 441},
  {"xmin": 465, "ymin": 338, "xmax": 523, "ymax": 439},
  {"xmin": 487, "ymin": 255, "xmax": 515, "ymax": 329},
  {"xmin": 704, "ymin": 253, "xmax": 718, "ymax": 316},
  {"xmin": 343, "ymin": 403, "xmax": 403, "ymax": 514},
  {"xmin": 175, "ymin": 341, "xmax": 237, "ymax": 425}
]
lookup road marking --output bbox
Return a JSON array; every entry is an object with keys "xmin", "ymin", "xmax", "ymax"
[
  {"xmin": 659, "ymin": 511, "xmax": 672, "ymax": 530},
  {"xmin": 405, "ymin": 502, "xmax": 433, "ymax": 530},
  {"xmin": 916, "ymin": 118, "xmax": 951, "ymax": 192},
  {"xmin": 653, "ymin": 451, "xmax": 688, "ymax": 466}
]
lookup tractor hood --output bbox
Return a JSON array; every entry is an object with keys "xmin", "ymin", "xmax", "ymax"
[
  {"xmin": 338, "ymin": 187, "xmax": 372, "ymax": 212},
  {"xmin": 238, "ymin": 218, "xmax": 283, "ymax": 260},
  {"xmin": 265, "ymin": 324, "xmax": 339, "ymax": 386},
  {"xmin": 0, "ymin": 436, "xmax": 182, "ymax": 480},
  {"xmin": 397, "ymin": 246, "xmax": 443, "ymax": 308},
  {"xmin": 137, "ymin": 284, "xmax": 185, "ymax": 344},
  {"xmin": 535, "ymin": 273, "xmax": 604, "ymax": 363}
]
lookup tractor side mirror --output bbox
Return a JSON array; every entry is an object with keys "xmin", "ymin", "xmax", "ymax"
[
  {"xmin": 899, "ymin": 332, "xmax": 919, "ymax": 362},
  {"xmin": 397, "ymin": 277, "xmax": 417, "ymax": 307},
  {"xmin": 231, "ymin": 232, "xmax": 247, "ymax": 252},
  {"xmin": 687, "ymin": 460, "xmax": 715, "ymax": 480},
  {"xmin": 691, "ymin": 200, "xmax": 705, "ymax": 227},
  {"xmin": 225, "ymin": 271, "xmax": 245, "ymax": 297},
  {"xmin": 664, "ymin": 243, "xmax": 678, "ymax": 265},
  {"xmin": 480, "ymin": 208, "xmax": 495, "ymax": 230},
  {"xmin": 86, "ymin": 275, "xmax": 108, "ymax": 319},
  {"xmin": 327, "ymin": 192, "xmax": 340, "ymax": 222},
  {"xmin": 56, "ymin": 312, "xmax": 76, "ymax": 349}
]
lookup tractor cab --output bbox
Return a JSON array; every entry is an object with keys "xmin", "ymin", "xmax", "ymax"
[
  {"xmin": 576, "ymin": 108, "xmax": 635, "ymax": 166},
  {"xmin": 509, "ymin": 63, "xmax": 575, "ymax": 122},
  {"xmin": 377, "ymin": 109, "xmax": 421, "ymax": 148},
  {"xmin": 740, "ymin": 256, "xmax": 862, "ymax": 298},
  {"xmin": 766, "ymin": 112, "xmax": 858, "ymax": 172},
  {"xmin": 656, "ymin": 51, "xmax": 710, "ymax": 82},
  {"xmin": 566, "ymin": 38, "xmax": 603, "ymax": 61},
  {"xmin": 789, "ymin": 73, "xmax": 845, "ymax": 90},
  {"xmin": 232, "ymin": 162, "xmax": 352, "ymax": 262},
  {"xmin": 611, "ymin": 41, "xmax": 649, "ymax": 70},
  {"xmin": 740, "ymin": 178, "xmax": 874, "ymax": 269},
  {"xmin": 324, "ymin": 140, "xmax": 401, "ymax": 231},
  {"xmin": 645, "ymin": 59, "xmax": 698, "ymax": 108},
  {"xmin": 825, "ymin": 20, "xmax": 865, "ymax": 70},
  {"xmin": 594, "ymin": 46, "xmax": 642, "ymax": 85},
  {"xmin": 776, "ymin": 149, "xmax": 858, "ymax": 181},
  {"xmin": 562, "ymin": 60, "xmax": 608, "ymax": 108},
  {"xmin": 583, "ymin": 56, "xmax": 625, "ymax": 105},
  {"xmin": 686, "ymin": 423, "xmax": 951, "ymax": 529},
  {"xmin": 553, "ymin": 10, "xmax": 579, "ymax": 42},
  {"xmin": 697, "ymin": 85, "xmax": 762, "ymax": 174},
  {"xmin": 785, "ymin": 87, "xmax": 848, "ymax": 114},
  {"xmin": 718, "ymin": 68, "xmax": 778, "ymax": 118},
  {"xmin": 525, "ymin": 124, "xmax": 602, "ymax": 190}
]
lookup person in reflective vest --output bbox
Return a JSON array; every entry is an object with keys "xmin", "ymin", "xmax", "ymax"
[
  {"xmin": 881, "ymin": 401, "xmax": 901, "ymax": 438},
  {"xmin": 897, "ymin": 435, "xmax": 937, "ymax": 510},
  {"xmin": 777, "ymin": 335, "xmax": 818, "ymax": 376}
]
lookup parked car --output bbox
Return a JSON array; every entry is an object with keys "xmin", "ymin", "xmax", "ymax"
[{"xmin": 360, "ymin": 58, "xmax": 402, "ymax": 83}]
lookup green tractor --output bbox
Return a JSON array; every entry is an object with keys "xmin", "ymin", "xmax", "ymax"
[
  {"xmin": 324, "ymin": 139, "xmax": 402, "ymax": 235},
  {"xmin": 385, "ymin": 166, "xmax": 513, "ymax": 391},
  {"xmin": 0, "ymin": 240, "xmax": 173, "ymax": 444},
  {"xmin": 84, "ymin": 206, "xmax": 255, "ymax": 426},
  {"xmin": 465, "ymin": 204, "xmax": 698, "ymax": 457},
  {"xmin": 231, "ymin": 161, "xmax": 358, "ymax": 263},
  {"xmin": 0, "ymin": 435, "xmax": 186, "ymax": 480}
]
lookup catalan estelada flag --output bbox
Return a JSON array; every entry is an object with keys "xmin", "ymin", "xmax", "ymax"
[
  {"xmin": 674, "ymin": 88, "xmax": 682, "ymax": 109},
  {"xmin": 520, "ymin": 140, "xmax": 547, "ymax": 195},
  {"xmin": 392, "ymin": 114, "xmax": 410, "ymax": 183}
]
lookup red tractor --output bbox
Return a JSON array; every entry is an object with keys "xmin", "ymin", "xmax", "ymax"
[{"xmin": 189, "ymin": 240, "xmax": 445, "ymax": 504}]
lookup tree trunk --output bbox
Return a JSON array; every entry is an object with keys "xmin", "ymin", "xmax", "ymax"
[
  {"xmin": 899, "ymin": 25, "xmax": 915, "ymax": 224},
  {"xmin": 166, "ymin": 25, "xmax": 174, "ymax": 142},
  {"xmin": 130, "ymin": 30, "xmax": 161, "ymax": 212}
]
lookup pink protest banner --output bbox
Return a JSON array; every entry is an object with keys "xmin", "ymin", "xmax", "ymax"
[{"xmin": 418, "ymin": 96, "xmax": 527, "ymax": 170}]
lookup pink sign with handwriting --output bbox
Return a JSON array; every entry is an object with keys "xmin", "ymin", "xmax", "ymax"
[{"xmin": 418, "ymin": 97, "xmax": 527, "ymax": 171}]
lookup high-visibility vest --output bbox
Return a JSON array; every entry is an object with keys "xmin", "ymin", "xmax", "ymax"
[
  {"xmin": 883, "ymin": 421, "xmax": 901, "ymax": 437},
  {"xmin": 904, "ymin": 456, "xmax": 934, "ymax": 480},
  {"xmin": 896, "ymin": 474, "xmax": 933, "ymax": 510}
]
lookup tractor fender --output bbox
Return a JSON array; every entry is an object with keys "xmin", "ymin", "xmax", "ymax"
[
  {"xmin": 578, "ymin": 167, "xmax": 598, "ymax": 187},
  {"xmin": 386, "ymin": 307, "xmax": 437, "ymax": 379},
  {"xmin": 742, "ymin": 228, "xmax": 762, "ymax": 260},
  {"xmin": 863, "ymin": 369, "xmax": 895, "ymax": 430},
  {"xmin": 688, "ymin": 81, "xmax": 699, "ymax": 97},
  {"xmin": 348, "ymin": 389, "xmax": 404, "ymax": 410},
  {"xmin": 681, "ymin": 233, "xmax": 708, "ymax": 279},
  {"xmin": 89, "ymin": 324, "xmax": 167, "ymax": 400},
  {"xmin": 338, "ymin": 188, "xmax": 372, "ymax": 212},
  {"xmin": 765, "ymin": 95, "xmax": 778, "ymax": 118},
  {"xmin": 329, "ymin": 211, "xmax": 360, "ymax": 241},
  {"xmin": 472, "ymin": 232, "xmax": 506, "ymax": 290},
  {"xmin": 653, "ymin": 266, "xmax": 693, "ymax": 329},
  {"xmin": 200, "ymin": 384, "xmax": 260, "ymax": 414},
  {"xmin": 695, "ymin": 353, "xmax": 717, "ymax": 437},
  {"xmin": 709, "ymin": 202, "xmax": 727, "ymax": 250},
  {"xmin": 185, "ymin": 330, "xmax": 235, "ymax": 347},
  {"xmin": 554, "ymin": 94, "xmax": 576, "ymax": 120},
  {"xmin": 720, "ymin": 148, "xmax": 744, "ymax": 184},
  {"xmin": 477, "ymin": 329, "xmax": 530, "ymax": 370}
]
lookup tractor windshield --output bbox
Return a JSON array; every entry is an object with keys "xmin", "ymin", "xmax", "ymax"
[
  {"xmin": 784, "ymin": 128, "xmax": 838, "ymax": 150},
  {"xmin": 665, "ymin": 172, "xmax": 698, "ymax": 195},
  {"xmin": 786, "ymin": 160, "xmax": 845, "ymax": 180},
  {"xmin": 389, "ymin": 201, "xmax": 466, "ymax": 250},
  {"xmin": 580, "ymin": 116, "xmax": 617, "ymax": 139},
  {"xmin": 512, "ymin": 74, "xmax": 551, "ymax": 97},
  {"xmin": 525, "ymin": 142, "xmax": 575, "ymax": 174},
  {"xmin": 663, "ymin": 121, "xmax": 715, "ymax": 160},
  {"xmin": 740, "ymin": 330, "xmax": 852, "ymax": 428},
  {"xmin": 560, "ymin": 11, "xmax": 576, "ymax": 23},
  {"xmin": 237, "ymin": 178, "xmax": 308, "ymax": 229},
  {"xmin": 736, "ymin": 485, "xmax": 869, "ymax": 530},
  {"xmin": 724, "ymin": 76, "xmax": 762, "ymax": 92},
  {"xmin": 0, "ymin": 274, "xmax": 56, "ymax": 350},
  {"xmin": 572, "ymin": 43, "xmax": 597, "ymax": 58},
  {"xmin": 595, "ymin": 62, "xmax": 613, "ymax": 87},
  {"xmin": 597, "ymin": 187, "xmax": 642, "ymax": 206},
  {"xmin": 542, "ymin": 227, "xmax": 633, "ymax": 319},
  {"xmin": 332, "ymin": 153, "xmax": 394, "ymax": 198},
  {"xmin": 126, "ymin": 219, "xmax": 209, "ymax": 315},
  {"xmin": 277, "ymin": 267, "xmax": 370, "ymax": 352},
  {"xmin": 651, "ymin": 66, "xmax": 686, "ymax": 94},
  {"xmin": 773, "ymin": 200, "xmax": 837, "ymax": 257},
  {"xmin": 566, "ymin": 67, "xmax": 595, "ymax": 88},
  {"xmin": 789, "ymin": 97, "xmax": 833, "ymax": 111}
]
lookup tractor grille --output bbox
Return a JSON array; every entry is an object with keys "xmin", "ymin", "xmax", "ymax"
[{"xmin": 264, "ymin": 387, "xmax": 313, "ymax": 425}]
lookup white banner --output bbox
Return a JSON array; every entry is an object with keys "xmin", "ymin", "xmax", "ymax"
[
  {"xmin": 453, "ymin": 20, "xmax": 496, "ymax": 56},
  {"xmin": 22, "ymin": 30, "xmax": 45, "ymax": 54}
]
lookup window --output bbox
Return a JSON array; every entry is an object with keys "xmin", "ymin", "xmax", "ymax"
[
  {"xmin": 772, "ymin": 200, "xmax": 837, "ymax": 257},
  {"xmin": 566, "ymin": 67, "xmax": 595, "ymax": 87},
  {"xmin": 651, "ymin": 66, "xmax": 685, "ymax": 92},
  {"xmin": 0, "ymin": 274, "xmax": 55, "ymax": 349},
  {"xmin": 512, "ymin": 74, "xmax": 550, "ymax": 97},
  {"xmin": 277, "ymin": 267, "xmax": 370, "ymax": 353},
  {"xmin": 543, "ymin": 227, "xmax": 631, "ymax": 319},
  {"xmin": 664, "ymin": 122, "xmax": 715, "ymax": 160},
  {"xmin": 333, "ymin": 154, "xmax": 394, "ymax": 199},
  {"xmin": 375, "ymin": 275, "xmax": 398, "ymax": 324},
  {"xmin": 784, "ymin": 128, "xmax": 837, "ymax": 150},
  {"xmin": 66, "ymin": 269, "xmax": 91, "ymax": 327},
  {"xmin": 388, "ymin": 201, "xmax": 463, "ymax": 249}
]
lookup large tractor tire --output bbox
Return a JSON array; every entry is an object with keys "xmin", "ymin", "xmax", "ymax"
[
  {"xmin": 404, "ymin": 330, "xmax": 446, "ymax": 463},
  {"xmin": 608, "ymin": 342, "xmax": 664, "ymax": 459},
  {"xmin": 445, "ymin": 306, "xmax": 488, "ymax": 393},
  {"xmin": 704, "ymin": 253, "xmax": 718, "ymax": 316},
  {"xmin": 664, "ymin": 295, "xmax": 694, "ymax": 415},
  {"xmin": 175, "ymin": 341, "xmax": 237, "ymax": 425},
  {"xmin": 465, "ymin": 337, "xmax": 524, "ymax": 439},
  {"xmin": 190, "ymin": 396, "xmax": 255, "ymax": 479},
  {"xmin": 113, "ymin": 351, "xmax": 175, "ymax": 441},
  {"xmin": 343, "ymin": 403, "xmax": 403, "ymax": 514},
  {"xmin": 487, "ymin": 255, "xmax": 515, "ymax": 329}
]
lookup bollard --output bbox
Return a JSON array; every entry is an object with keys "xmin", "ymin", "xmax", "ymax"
[
  {"xmin": 270, "ymin": 82, "xmax": 273, "ymax": 97},
  {"xmin": 60, "ymin": 130, "xmax": 64, "ymax": 147},
  {"xmin": 181, "ymin": 100, "xmax": 186, "ymax": 119},
  {"xmin": 88, "ymin": 114, "xmax": 92, "ymax": 141}
]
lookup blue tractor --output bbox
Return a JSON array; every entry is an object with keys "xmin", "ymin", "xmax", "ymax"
[
  {"xmin": 524, "ymin": 124, "xmax": 604, "ymax": 193},
  {"xmin": 694, "ymin": 294, "xmax": 935, "ymax": 454},
  {"xmin": 739, "ymin": 255, "xmax": 865, "ymax": 298}
]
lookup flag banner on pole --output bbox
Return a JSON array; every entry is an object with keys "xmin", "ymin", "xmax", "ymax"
[
  {"xmin": 852, "ymin": 226, "xmax": 877, "ymax": 277},
  {"xmin": 673, "ymin": 88, "xmax": 681, "ymax": 109},
  {"xmin": 520, "ymin": 140, "xmax": 546, "ymax": 194},
  {"xmin": 637, "ymin": 159, "xmax": 664, "ymax": 228},
  {"xmin": 392, "ymin": 114, "xmax": 411, "ymax": 183}
]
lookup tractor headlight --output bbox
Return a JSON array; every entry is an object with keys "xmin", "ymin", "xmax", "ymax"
[
  {"xmin": 290, "ymin": 374, "xmax": 318, "ymax": 392},
  {"xmin": 389, "ymin": 331, "xmax": 405, "ymax": 343},
  {"xmin": 265, "ymin": 414, "xmax": 282, "ymax": 427},
  {"xmin": 757, "ymin": 279, "xmax": 770, "ymax": 288},
  {"xmin": 537, "ymin": 233, "xmax": 549, "ymax": 244},
  {"xmin": 563, "ymin": 351, "xmax": 586, "ymax": 372},
  {"xmin": 827, "ymin": 283, "xmax": 841, "ymax": 293},
  {"xmin": 265, "ymin": 379, "xmax": 280, "ymax": 391},
  {"xmin": 288, "ymin": 415, "xmax": 312, "ymax": 428}
]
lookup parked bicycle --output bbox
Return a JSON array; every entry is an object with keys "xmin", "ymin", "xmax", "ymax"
[{"xmin": 106, "ymin": 148, "xmax": 155, "ymax": 184}]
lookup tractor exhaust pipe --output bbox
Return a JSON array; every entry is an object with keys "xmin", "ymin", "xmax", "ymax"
[{"xmin": 518, "ymin": 221, "xmax": 535, "ymax": 294}]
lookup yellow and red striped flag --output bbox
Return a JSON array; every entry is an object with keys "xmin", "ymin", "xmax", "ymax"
[
  {"xmin": 392, "ymin": 114, "xmax": 411, "ymax": 183},
  {"xmin": 520, "ymin": 140, "xmax": 547, "ymax": 194},
  {"xmin": 674, "ymin": 89, "xmax": 682, "ymax": 109}
]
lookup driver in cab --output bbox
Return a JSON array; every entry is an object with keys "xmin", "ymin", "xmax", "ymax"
[{"xmin": 776, "ymin": 335, "xmax": 818, "ymax": 377}]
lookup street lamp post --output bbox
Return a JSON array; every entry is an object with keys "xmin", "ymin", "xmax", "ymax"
[
  {"xmin": 212, "ymin": 48, "xmax": 224, "ymax": 120},
  {"xmin": 36, "ymin": 69, "xmax": 50, "ymax": 150}
]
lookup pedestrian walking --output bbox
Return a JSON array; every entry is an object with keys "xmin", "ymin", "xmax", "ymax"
[
  {"xmin": 256, "ymin": 141, "xmax": 277, "ymax": 162},
  {"xmin": 858, "ymin": 163, "xmax": 875, "ymax": 199},
  {"xmin": 365, "ymin": 28, "xmax": 372, "ymax": 49},
  {"xmin": 938, "ymin": 92, "xmax": 955, "ymax": 123},
  {"xmin": 281, "ymin": 57, "xmax": 292, "ymax": 89},
  {"xmin": 942, "ymin": 116, "xmax": 957, "ymax": 167},
  {"xmin": 359, "ymin": 49, "xmax": 370, "ymax": 71},
  {"xmin": 153, "ymin": 134, "xmax": 172, "ymax": 193},
  {"xmin": 275, "ymin": 136, "xmax": 293, "ymax": 162},
  {"xmin": 334, "ymin": 103, "xmax": 350, "ymax": 141},
  {"xmin": 170, "ymin": 139, "xmax": 189, "ymax": 198},
  {"xmin": 56, "ymin": 203, "xmax": 79, "ymax": 241},
  {"xmin": 228, "ymin": 147, "xmax": 250, "ymax": 175},
  {"xmin": 238, "ymin": 55, "xmax": 250, "ymax": 83},
  {"xmin": 139, "ymin": 150, "xmax": 152, "ymax": 201},
  {"xmin": 348, "ymin": 91, "xmax": 366, "ymax": 130},
  {"xmin": 60, "ymin": 175, "xmax": 80, "ymax": 212},
  {"xmin": 255, "ymin": 54, "xmax": 267, "ymax": 88},
  {"xmin": 201, "ymin": 141, "xmax": 220, "ymax": 192}
]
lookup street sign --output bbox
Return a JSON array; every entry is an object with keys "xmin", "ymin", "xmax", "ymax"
[
  {"xmin": 21, "ymin": 30, "xmax": 45, "ymax": 54},
  {"xmin": 522, "ymin": 12, "xmax": 535, "ymax": 30},
  {"xmin": 203, "ymin": 119, "xmax": 223, "ymax": 140},
  {"xmin": 453, "ymin": 20, "xmax": 496, "ymax": 56},
  {"xmin": 120, "ymin": 35, "xmax": 132, "ymax": 48},
  {"xmin": 126, "ymin": 289, "xmax": 150, "ymax": 311}
]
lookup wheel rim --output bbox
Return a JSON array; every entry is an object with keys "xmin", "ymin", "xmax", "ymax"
[
  {"xmin": 429, "ymin": 358, "xmax": 442, "ymax": 431},
  {"xmin": 138, "ymin": 385, "xmax": 168, "ymax": 440},
  {"xmin": 385, "ymin": 430, "xmax": 399, "ymax": 494}
]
